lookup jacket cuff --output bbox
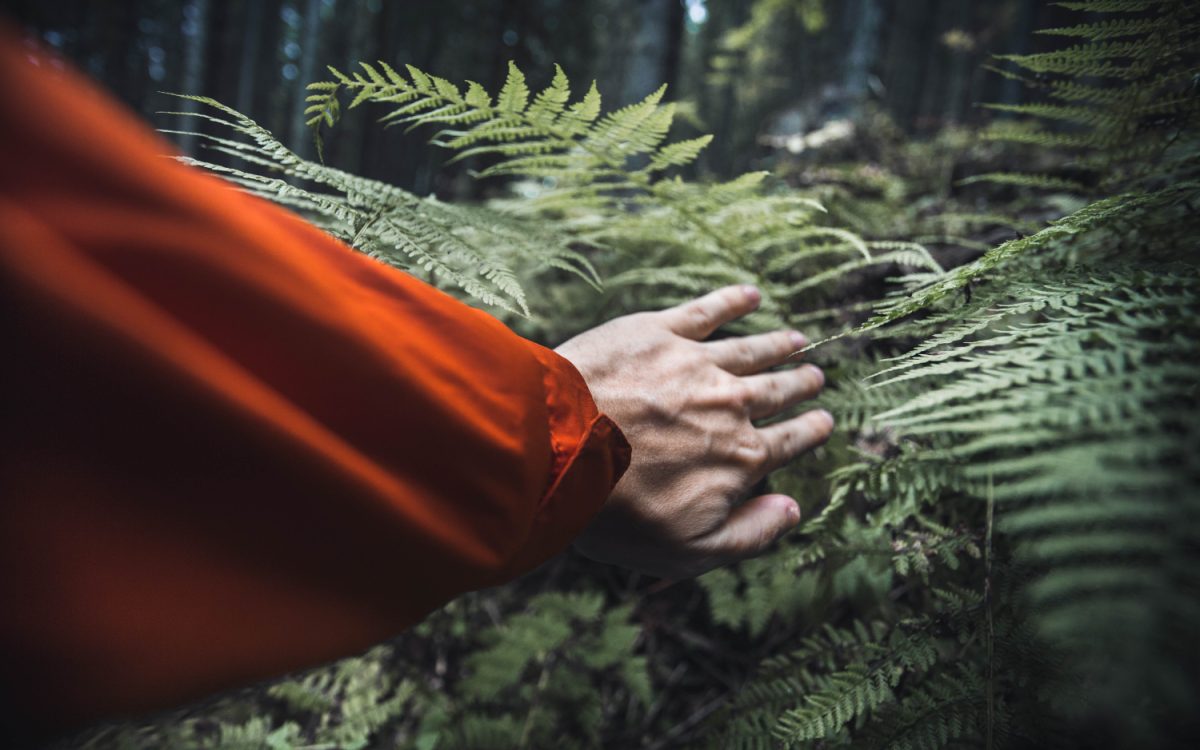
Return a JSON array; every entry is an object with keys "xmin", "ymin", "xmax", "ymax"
[{"xmin": 496, "ymin": 342, "xmax": 632, "ymax": 579}]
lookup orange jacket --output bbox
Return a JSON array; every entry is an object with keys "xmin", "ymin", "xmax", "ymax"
[{"xmin": 0, "ymin": 33, "xmax": 628, "ymax": 736}]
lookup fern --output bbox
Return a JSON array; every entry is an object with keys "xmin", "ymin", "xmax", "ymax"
[
  {"xmin": 166, "ymin": 94, "xmax": 600, "ymax": 316},
  {"xmin": 696, "ymin": 3, "xmax": 1200, "ymax": 748},
  {"xmin": 71, "ymin": 2, "xmax": 1200, "ymax": 748},
  {"xmin": 302, "ymin": 61, "xmax": 929, "ymax": 338},
  {"xmin": 778, "ymin": 638, "xmax": 939, "ymax": 741},
  {"xmin": 982, "ymin": 0, "xmax": 1199, "ymax": 192},
  {"xmin": 313, "ymin": 60, "xmax": 679, "ymax": 194},
  {"xmin": 793, "ymin": 2, "xmax": 1200, "ymax": 746}
]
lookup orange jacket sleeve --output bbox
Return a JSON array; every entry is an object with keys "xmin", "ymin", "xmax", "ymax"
[{"xmin": 0, "ymin": 33, "xmax": 630, "ymax": 733}]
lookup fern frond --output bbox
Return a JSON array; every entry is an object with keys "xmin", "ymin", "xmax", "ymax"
[
  {"xmin": 843, "ymin": 184, "xmax": 1196, "ymax": 335},
  {"xmin": 772, "ymin": 628, "xmax": 940, "ymax": 744},
  {"xmin": 165, "ymin": 94, "xmax": 608, "ymax": 315},
  {"xmin": 1037, "ymin": 16, "xmax": 1177, "ymax": 40}
]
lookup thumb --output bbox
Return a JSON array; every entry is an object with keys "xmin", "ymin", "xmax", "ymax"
[{"xmin": 702, "ymin": 494, "xmax": 801, "ymax": 564}]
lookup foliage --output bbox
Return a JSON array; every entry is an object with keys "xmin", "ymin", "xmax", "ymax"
[
  {"xmin": 298, "ymin": 56, "xmax": 943, "ymax": 339},
  {"xmin": 977, "ymin": 0, "xmax": 1199, "ymax": 193},
  {"xmin": 782, "ymin": 1, "xmax": 1200, "ymax": 747},
  {"xmin": 71, "ymin": 2, "xmax": 1198, "ymax": 748},
  {"xmin": 162, "ymin": 93, "xmax": 600, "ymax": 317}
]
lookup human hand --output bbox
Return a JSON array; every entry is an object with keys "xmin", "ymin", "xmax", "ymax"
[{"xmin": 555, "ymin": 285, "xmax": 834, "ymax": 579}]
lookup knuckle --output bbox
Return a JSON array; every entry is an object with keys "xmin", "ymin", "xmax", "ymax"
[
  {"xmin": 735, "ymin": 340, "xmax": 755, "ymax": 368},
  {"xmin": 720, "ymin": 378, "xmax": 753, "ymax": 410},
  {"xmin": 778, "ymin": 427, "xmax": 802, "ymax": 459},
  {"xmin": 765, "ymin": 375, "xmax": 784, "ymax": 406},
  {"xmin": 732, "ymin": 430, "xmax": 770, "ymax": 468},
  {"xmin": 687, "ymin": 303, "xmax": 714, "ymax": 332}
]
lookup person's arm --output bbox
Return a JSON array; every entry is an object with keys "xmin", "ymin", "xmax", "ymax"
[
  {"xmin": 0, "ymin": 31, "xmax": 831, "ymax": 738},
  {"xmin": 0, "ymin": 34, "xmax": 628, "ymax": 733}
]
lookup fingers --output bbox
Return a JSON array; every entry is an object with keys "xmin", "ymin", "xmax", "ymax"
[
  {"xmin": 698, "ymin": 493, "xmax": 801, "ymax": 564},
  {"xmin": 742, "ymin": 365, "xmax": 824, "ymax": 419},
  {"xmin": 757, "ymin": 409, "xmax": 835, "ymax": 474},
  {"xmin": 661, "ymin": 285, "xmax": 761, "ymax": 340},
  {"xmin": 707, "ymin": 330, "xmax": 806, "ymax": 375}
]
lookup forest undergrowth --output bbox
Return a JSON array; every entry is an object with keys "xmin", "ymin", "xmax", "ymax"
[{"xmin": 67, "ymin": 1, "xmax": 1198, "ymax": 749}]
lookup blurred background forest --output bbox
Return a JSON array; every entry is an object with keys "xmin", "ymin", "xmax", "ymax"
[
  {"xmin": 6, "ymin": 0, "xmax": 1063, "ymax": 194},
  {"xmin": 6, "ymin": 2, "xmax": 1198, "ymax": 749}
]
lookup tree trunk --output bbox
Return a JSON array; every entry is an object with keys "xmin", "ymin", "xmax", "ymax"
[
  {"xmin": 942, "ymin": 0, "xmax": 974, "ymax": 122},
  {"xmin": 236, "ymin": 0, "xmax": 268, "ymax": 116},
  {"xmin": 1000, "ymin": 0, "xmax": 1036, "ymax": 105},
  {"xmin": 620, "ymin": 0, "xmax": 677, "ymax": 105},
  {"xmin": 844, "ymin": 0, "xmax": 882, "ymax": 101},
  {"xmin": 177, "ymin": 0, "xmax": 211, "ymax": 155},
  {"xmin": 661, "ymin": 0, "xmax": 687, "ymax": 95},
  {"xmin": 289, "ymin": 0, "xmax": 324, "ymax": 160},
  {"xmin": 337, "ymin": 0, "xmax": 379, "ymax": 172}
]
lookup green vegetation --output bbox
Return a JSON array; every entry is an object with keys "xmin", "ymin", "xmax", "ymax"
[{"xmin": 73, "ymin": 1, "xmax": 1198, "ymax": 748}]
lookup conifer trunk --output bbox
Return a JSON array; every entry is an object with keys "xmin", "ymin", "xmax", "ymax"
[
  {"xmin": 235, "ymin": 0, "xmax": 267, "ymax": 116},
  {"xmin": 177, "ymin": 0, "xmax": 211, "ymax": 156},
  {"xmin": 289, "ymin": 0, "xmax": 323, "ymax": 160}
]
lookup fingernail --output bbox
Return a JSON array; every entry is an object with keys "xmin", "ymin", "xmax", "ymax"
[
  {"xmin": 789, "ymin": 331, "xmax": 807, "ymax": 349},
  {"xmin": 817, "ymin": 409, "xmax": 835, "ymax": 429},
  {"xmin": 786, "ymin": 501, "xmax": 801, "ymax": 524},
  {"xmin": 742, "ymin": 285, "xmax": 761, "ymax": 304},
  {"xmin": 806, "ymin": 364, "xmax": 825, "ymax": 387}
]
